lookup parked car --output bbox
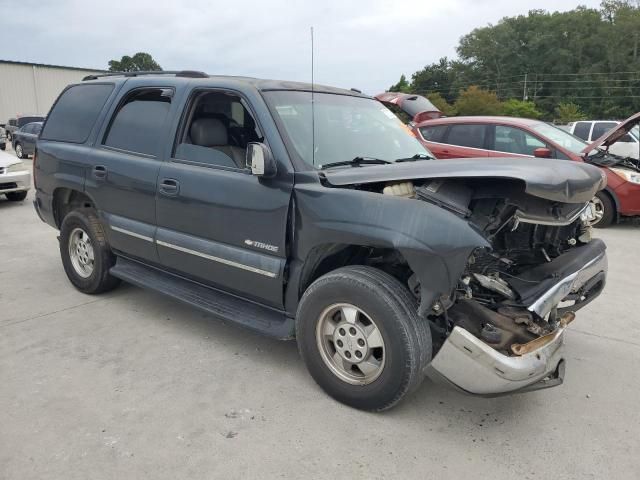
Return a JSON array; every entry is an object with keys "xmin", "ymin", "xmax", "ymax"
[
  {"xmin": 34, "ymin": 72, "xmax": 607, "ymax": 410},
  {"xmin": 4, "ymin": 114, "xmax": 45, "ymax": 141},
  {"xmin": 565, "ymin": 120, "xmax": 640, "ymax": 159},
  {"xmin": 0, "ymin": 125, "xmax": 6, "ymax": 151},
  {"xmin": 401, "ymin": 115, "xmax": 640, "ymax": 227},
  {"xmin": 11, "ymin": 121, "xmax": 43, "ymax": 159},
  {"xmin": 0, "ymin": 155, "xmax": 30, "ymax": 201}
]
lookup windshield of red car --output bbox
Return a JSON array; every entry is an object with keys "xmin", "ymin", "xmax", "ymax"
[
  {"xmin": 265, "ymin": 91, "xmax": 434, "ymax": 168},
  {"xmin": 530, "ymin": 123, "xmax": 588, "ymax": 154}
]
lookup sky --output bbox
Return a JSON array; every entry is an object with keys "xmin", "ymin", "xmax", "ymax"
[{"xmin": 0, "ymin": 0, "xmax": 603, "ymax": 95}]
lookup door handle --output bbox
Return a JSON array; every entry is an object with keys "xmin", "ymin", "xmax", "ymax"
[
  {"xmin": 159, "ymin": 178, "xmax": 179, "ymax": 196},
  {"xmin": 93, "ymin": 165, "xmax": 107, "ymax": 179}
]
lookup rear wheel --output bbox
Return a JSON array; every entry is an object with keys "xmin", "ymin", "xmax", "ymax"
[
  {"xmin": 14, "ymin": 143, "xmax": 24, "ymax": 159},
  {"xmin": 6, "ymin": 191, "xmax": 27, "ymax": 201},
  {"xmin": 59, "ymin": 208, "xmax": 120, "ymax": 294},
  {"xmin": 296, "ymin": 266, "xmax": 431, "ymax": 411},
  {"xmin": 591, "ymin": 192, "xmax": 615, "ymax": 228}
]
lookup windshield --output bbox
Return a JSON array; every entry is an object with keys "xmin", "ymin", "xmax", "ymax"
[
  {"xmin": 530, "ymin": 122, "xmax": 588, "ymax": 154},
  {"xmin": 265, "ymin": 91, "xmax": 433, "ymax": 168}
]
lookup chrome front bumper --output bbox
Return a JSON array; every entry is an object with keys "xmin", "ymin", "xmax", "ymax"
[
  {"xmin": 0, "ymin": 169, "xmax": 31, "ymax": 193},
  {"xmin": 427, "ymin": 249, "xmax": 607, "ymax": 396}
]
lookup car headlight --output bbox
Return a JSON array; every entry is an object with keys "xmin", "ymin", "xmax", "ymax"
[
  {"xmin": 6, "ymin": 162, "xmax": 26, "ymax": 173},
  {"xmin": 611, "ymin": 167, "xmax": 640, "ymax": 184}
]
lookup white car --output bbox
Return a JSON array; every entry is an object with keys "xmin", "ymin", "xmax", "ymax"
[
  {"xmin": 0, "ymin": 151, "xmax": 30, "ymax": 201},
  {"xmin": 566, "ymin": 120, "xmax": 640, "ymax": 159}
]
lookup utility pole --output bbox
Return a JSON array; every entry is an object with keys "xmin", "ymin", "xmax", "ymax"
[{"xmin": 523, "ymin": 73, "xmax": 528, "ymax": 101}]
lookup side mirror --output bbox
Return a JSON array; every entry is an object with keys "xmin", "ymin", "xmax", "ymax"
[
  {"xmin": 247, "ymin": 142, "xmax": 277, "ymax": 178},
  {"xmin": 533, "ymin": 147, "xmax": 552, "ymax": 158}
]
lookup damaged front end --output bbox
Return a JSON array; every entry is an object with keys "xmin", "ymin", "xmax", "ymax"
[
  {"xmin": 322, "ymin": 158, "xmax": 608, "ymax": 395},
  {"xmin": 419, "ymin": 179, "xmax": 606, "ymax": 395},
  {"xmin": 392, "ymin": 175, "xmax": 607, "ymax": 395}
]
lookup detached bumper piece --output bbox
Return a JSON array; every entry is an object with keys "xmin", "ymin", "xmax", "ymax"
[
  {"xmin": 426, "ymin": 324, "xmax": 567, "ymax": 395},
  {"xmin": 427, "ymin": 241, "xmax": 607, "ymax": 396}
]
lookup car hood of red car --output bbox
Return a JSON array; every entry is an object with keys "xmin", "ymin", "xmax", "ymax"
[{"xmin": 582, "ymin": 111, "xmax": 640, "ymax": 154}]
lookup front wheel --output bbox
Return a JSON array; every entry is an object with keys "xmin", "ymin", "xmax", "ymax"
[
  {"xmin": 296, "ymin": 266, "xmax": 432, "ymax": 411},
  {"xmin": 14, "ymin": 143, "xmax": 24, "ymax": 159},
  {"xmin": 591, "ymin": 192, "xmax": 615, "ymax": 228},
  {"xmin": 59, "ymin": 208, "xmax": 120, "ymax": 294}
]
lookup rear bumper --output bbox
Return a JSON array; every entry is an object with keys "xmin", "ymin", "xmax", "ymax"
[
  {"xmin": 427, "ymin": 246, "xmax": 607, "ymax": 396},
  {"xmin": 0, "ymin": 169, "xmax": 30, "ymax": 194}
]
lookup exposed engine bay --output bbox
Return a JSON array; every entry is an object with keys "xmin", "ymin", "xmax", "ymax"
[{"xmin": 377, "ymin": 177, "xmax": 605, "ymax": 358}]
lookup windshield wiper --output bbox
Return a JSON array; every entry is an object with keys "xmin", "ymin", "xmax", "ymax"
[
  {"xmin": 320, "ymin": 157, "xmax": 392, "ymax": 170},
  {"xmin": 395, "ymin": 153, "xmax": 433, "ymax": 162}
]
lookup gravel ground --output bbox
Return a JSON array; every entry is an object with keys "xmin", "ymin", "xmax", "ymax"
[{"xmin": 1, "ymin": 154, "xmax": 639, "ymax": 479}]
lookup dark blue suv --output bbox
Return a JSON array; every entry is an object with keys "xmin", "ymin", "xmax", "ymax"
[{"xmin": 33, "ymin": 71, "xmax": 608, "ymax": 410}]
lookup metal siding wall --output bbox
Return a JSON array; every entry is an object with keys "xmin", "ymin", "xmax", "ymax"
[{"xmin": 0, "ymin": 63, "xmax": 101, "ymax": 123}]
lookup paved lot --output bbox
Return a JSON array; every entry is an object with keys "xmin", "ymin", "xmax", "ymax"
[{"xmin": 1, "ymin": 152, "xmax": 639, "ymax": 479}]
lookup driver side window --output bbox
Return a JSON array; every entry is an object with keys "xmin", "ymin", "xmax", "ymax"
[
  {"xmin": 493, "ymin": 125, "xmax": 546, "ymax": 156},
  {"xmin": 174, "ymin": 90, "xmax": 263, "ymax": 169}
]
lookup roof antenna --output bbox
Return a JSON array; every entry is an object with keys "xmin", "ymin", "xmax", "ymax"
[{"xmin": 311, "ymin": 26, "xmax": 316, "ymax": 167}]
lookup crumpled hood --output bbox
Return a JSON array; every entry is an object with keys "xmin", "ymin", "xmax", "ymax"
[
  {"xmin": 582, "ymin": 111, "xmax": 640, "ymax": 154},
  {"xmin": 322, "ymin": 158, "xmax": 606, "ymax": 204}
]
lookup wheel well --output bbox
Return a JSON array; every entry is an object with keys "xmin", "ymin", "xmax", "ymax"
[
  {"xmin": 298, "ymin": 244, "xmax": 415, "ymax": 300},
  {"xmin": 600, "ymin": 188, "xmax": 619, "ymax": 216},
  {"xmin": 53, "ymin": 188, "xmax": 94, "ymax": 228}
]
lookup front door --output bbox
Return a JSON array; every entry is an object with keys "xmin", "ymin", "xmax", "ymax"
[{"xmin": 155, "ymin": 88, "xmax": 293, "ymax": 308}]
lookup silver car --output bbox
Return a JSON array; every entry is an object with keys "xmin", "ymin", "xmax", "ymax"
[{"xmin": 0, "ymin": 152, "xmax": 30, "ymax": 201}]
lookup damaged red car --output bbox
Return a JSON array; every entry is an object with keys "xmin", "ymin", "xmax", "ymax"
[{"xmin": 377, "ymin": 94, "xmax": 640, "ymax": 228}]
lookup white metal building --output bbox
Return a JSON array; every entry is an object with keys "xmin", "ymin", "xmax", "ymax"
[{"xmin": 0, "ymin": 60, "xmax": 106, "ymax": 123}]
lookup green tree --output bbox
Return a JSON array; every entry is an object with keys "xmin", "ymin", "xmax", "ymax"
[
  {"xmin": 453, "ymin": 86, "xmax": 503, "ymax": 116},
  {"xmin": 389, "ymin": 74, "xmax": 411, "ymax": 93},
  {"xmin": 426, "ymin": 92, "xmax": 457, "ymax": 116},
  {"xmin": 501, "ymin": 99, "xmax": 542, "ymax": 118},
  {"xmin": 555, "ymin": 102, "xmax": 587, "ymax": 123},
  {"xmin": 108, "ymin": 52, "xmax": 162, "ymax": 72}
]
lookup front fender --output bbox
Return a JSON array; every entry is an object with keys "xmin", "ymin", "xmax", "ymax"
[{"xmin": 290, "ymin": 182, "xmax": 490, "ymax": 314}]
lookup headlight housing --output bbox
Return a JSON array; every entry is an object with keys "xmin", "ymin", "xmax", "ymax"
[
  {"xmin": 6, "ymin": 162, "xmax": 26, "ymax": 173},
  {"xmin": 611, "ymin": 167, "xmax": 640, "ymax": 184}
]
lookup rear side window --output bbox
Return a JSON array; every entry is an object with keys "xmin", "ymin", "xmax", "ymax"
[
  {"xmin": 590, "ymin": 122, "xmax": 617, "ymax": 141},
  {"xmin": 572, "ymin": 122, "xmax": 591, "ymax": 141},
  {"xmin": 446, "ymin": 124, "xmax": 486, "ymax": 149},
  {"xmin": 17, "ymin": 116, "xmax": 44, "ymax": 127},
  {"xmin": 41, "ymin": 84, "xmax": 114, "ymax": 143},
  {"xmin": 419, "ymin": 125, "xmax": 447, "ymax": 142},
  {"xmin": 103, "ymin": 88, "xmax": 172, "ymax": 157}
]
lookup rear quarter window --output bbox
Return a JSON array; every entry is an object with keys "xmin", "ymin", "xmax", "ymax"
[{"xmin": 41, "ymin": 83, "xmax": 115, "ymax": 143}]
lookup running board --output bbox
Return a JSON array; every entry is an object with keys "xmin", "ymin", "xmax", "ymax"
[{"xmin": 110, "ymin": 257, "xmax": 294, "ymax": 340}]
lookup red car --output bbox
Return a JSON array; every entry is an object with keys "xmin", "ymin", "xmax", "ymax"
[{"xmin": 393, "ymin": 111, "xmax": 639, "ymax": 228}]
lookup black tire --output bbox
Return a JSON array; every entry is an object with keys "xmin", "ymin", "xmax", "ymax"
[
  {"xmin": 593, "ymin": 191, "xmax": 615, "ymax": 228},
  {"xmin": 0, "ymin": 143, "xmax": 5, "ymax": 151},
  {"xmin": 59, "ymin": 208, "xmax": 120, "ymax": 294},
  {"xmin": 296, "ymin": 266, "xmax": 431, "ymax": 411},
  {"xmin": 14, "ymin": 142, "xmax": 24, "ymax": 159},
  {"xmin": 6, "ymin": 191, "xmax": 27, "ymax": 201}
]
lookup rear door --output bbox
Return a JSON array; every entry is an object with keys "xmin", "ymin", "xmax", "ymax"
[
  {"xmin": 437, "ymin": 124, "xmax": 490, "ymax": 158},
  {"xmin": 154, "ymin": 87, "xmax": 293, "ymax": 308},
  {"xmin": 86, "ymin": 82, "xmax": 180, "ymax": 264}
]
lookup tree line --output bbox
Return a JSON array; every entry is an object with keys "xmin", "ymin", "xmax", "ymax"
[{"xmin": 389, "ymin": 0, "xmax": 640, "ymax": 122}]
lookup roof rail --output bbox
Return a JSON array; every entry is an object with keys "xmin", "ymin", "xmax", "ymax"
[{"xmin": 82, "ymin": 70, "xmax": 208, "ymax": 81}]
